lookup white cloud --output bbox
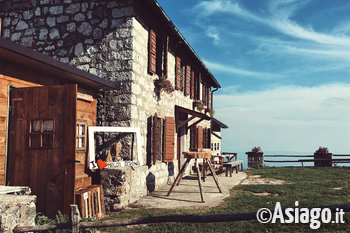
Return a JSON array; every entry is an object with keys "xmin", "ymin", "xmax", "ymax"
[
  {"xmin": 215, "ymin": 83, "xmax": 350, "ymax": 154},
  {"xmin": 204, "ymin": 60, "xmax": 280, "ymax": 79},
  {"xmin": 194, "ymin": 0, "xmax": 350, "ymax": 47},
  {"xmin": 205, "ymin": 26, "xmax": 220, "ymax": 45}
]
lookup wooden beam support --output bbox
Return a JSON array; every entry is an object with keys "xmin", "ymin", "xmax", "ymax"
[
  {"xmin": 188, "ymin": 118, "xmax": 204, "ymax": 129},
  {"xmin": 177, "ymin": 116, "xmax": 195, "ymax": 131}
]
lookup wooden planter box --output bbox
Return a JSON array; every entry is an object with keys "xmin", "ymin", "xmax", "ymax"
[
  {"xmin": 246, "ymin": 152, "xmax": 264, "ymax": 169},
  {"xmin": 314, "ymin": 153, "xmax": 333, "ymax": 167}
]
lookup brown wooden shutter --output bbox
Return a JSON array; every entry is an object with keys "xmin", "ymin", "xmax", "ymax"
[
  {"xmin": 175, "ymin": 56, "xmax": 181, "ymax": 90},
  {"xmin": 185, "ymin": 65, "xmax": 191, "ymax": 96},
  {"xmin": 207, "ymin": 128, "xmax": 211, "ymax": 149},
  {"xmin": 190, "ymin": 70, "xmax": 195, "ymax": 99},
  {"xmin": 198, "ymin": 126, "xmax": 203, "ymax": 149},
  {"xmin": 197, "ymin": 73, "xmax": 202, "ymax": 100},
  {"xmin": 203, "ymin": 128, "xmax": 207, "ymax": 148},
  {"xmin": 207, "ymin": 86, "xmax": 211, "ymax": 107},
  {"xmin": 153, "ymin": 113, "xmax": 158, "ymax": 165},
  {"xmin": 202, "ymin": 83, "xmax": 206, "ymax": 105},
  {"xmin": 164, "ymin": 36, "xmax": 169, "ymax": 78},
  {"xmin": 164, "ymin": 117, "xmax": 175, "ymax": 162},
  {"xmin": 148, "ymin": 29, "xmax": 156, "ymax": 74}
]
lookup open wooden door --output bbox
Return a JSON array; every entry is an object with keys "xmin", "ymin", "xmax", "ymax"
[{"xmin": 6, "ymin": 85, "xmax": 77, "ymax": 217}]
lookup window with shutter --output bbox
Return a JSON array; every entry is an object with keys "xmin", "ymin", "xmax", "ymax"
[
  {"xmin": 190, "ymin": 70, "xmax": 195, "ymax": 99},
  {"xmin": 198, "ymin": 126, "xmax": 203, "ymax": 149},
  {"xmin": 202, "ymin": 82, "xmax": 206, "ymax": 105},
  {"xmin": 148, "ymin": 29, "xmax": 156, "ymax": 75},
  {"xmin": 156, "ymin": 35, "xmax": 164, "ymax": 77},
  {"xmin": 196, "ymin": 73, "xmax": 201, "ymax": 100},
  {"xmin": 203, "ymin": 128, "xmax": 207, "ymax": 148},
  {"xmin": 175, "ymin": 56, "xmax": 181, "ymax": 90},
  {"xmin": 206, "ymin": 128, "xmax": 211, "ymax": 149},
  {"xmin": 164, "ymin": 117, "xmax": 175, "ymax": 162},
  {"xmin": 207, "ymin": 86, "xmax": 211, "ymax": 107},
  {"xmin": 164, "ymin": 36, "xmax": 169, "ymax": 78},
  {"xmin": 185, "ymin": 65, "xmax": 191, "ymax": 96},
  {"xmin": 181, "ymin": 64, "xmax": 186, "ymax": 92}
]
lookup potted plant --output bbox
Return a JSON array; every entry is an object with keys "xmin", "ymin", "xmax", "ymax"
[
  {"xmin": 193, "ymin": 100, "xmax": 205, "ymax": 111},
  {"xmin": 246, "ymin": 146, "xmax": 264, "ymax": 169},
  {"xmin": 154, "ymin": 75, "xmax": 174, "ymax": 95},
  {"xmin": 205, "ymin": 108, "xmax": 215, "ymax": 117},
  {"xmin": 314, "ymin": 146, "xmax": 332, "ymax": 167}
]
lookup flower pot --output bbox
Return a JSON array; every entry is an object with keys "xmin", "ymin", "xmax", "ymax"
[
  {"xmin": 246, "ymin": 152, "xmax": 264, "ymax": 169},
  {"xmin": 314, "ymin": 152, "xmax": 332, "ymax": 167}
]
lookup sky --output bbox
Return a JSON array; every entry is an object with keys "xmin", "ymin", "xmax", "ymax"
[{"xmin": 157, "ymin": 0, "xmax": 350, "ymax": 156}]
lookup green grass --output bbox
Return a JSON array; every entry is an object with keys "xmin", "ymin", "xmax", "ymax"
[{"xmin": 101, "ymin": 167, "xmax": 350, "ymax": 232}]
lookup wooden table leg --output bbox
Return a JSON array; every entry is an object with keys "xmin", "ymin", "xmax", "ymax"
[
  {"xmin": 195, "ymin": 159, "xmax": 205, "ymax": 203},
  {"xmin": 207, "ymin": 159, "xmax": 223, "ymax": 193},
  {"xmin": 167, "ymin": 158, "xmax": 191, "ymax": 196},
  {"xmin": 202, "ymin": 159, "xmax": 206, "ymax": 182},
  {"xmin": 176, "ymin": 158, "xmax": 191, "ymax": 186}
]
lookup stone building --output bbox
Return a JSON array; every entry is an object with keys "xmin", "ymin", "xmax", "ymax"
[{"xmin": 0, "ymin": 0, "xmax": 222, "ymax": 211}]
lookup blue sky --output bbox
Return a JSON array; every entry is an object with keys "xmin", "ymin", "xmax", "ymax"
[{"xmin": 158, "ymin": 0, "xmax": 350, "ymax": 155}]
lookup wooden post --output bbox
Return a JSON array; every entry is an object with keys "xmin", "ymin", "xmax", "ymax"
[
  {"xmin": 195, "ymin": 159, "xmax": 205, "ymax": 203},
  {"xmin": 167, "ymin": 157, "xmax": 190, "ymax": 196},
  {"xmin": 176, "ymin": 158, "xmax": 191, "ymax": 186},
  {"xmin": 70, "ymin": 204, "xmax": 81, "ymax": 233},
  {"xmin": 207, "ymin": 159, "xmax": 223, "ymax": 193}
]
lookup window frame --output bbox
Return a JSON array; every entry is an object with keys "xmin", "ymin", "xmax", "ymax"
[
  {"xmin": 29, "ymin": 119, "xmax": 55, "ymax": 149},
  {"xmin": 76, "ymin": 121, "xmax": 87, "ymax": 151}
]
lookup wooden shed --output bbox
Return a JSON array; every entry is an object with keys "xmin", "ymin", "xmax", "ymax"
[{"xmin": 0, "ymin": 38, "xmax": 115, "ymax": 217}]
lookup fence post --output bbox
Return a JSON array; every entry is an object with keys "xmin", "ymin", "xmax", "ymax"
[{"xmin": 70, "ymin": 204, "xmax": 81, "ymax": 233}]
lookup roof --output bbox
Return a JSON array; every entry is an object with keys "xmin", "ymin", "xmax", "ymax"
[
  {"xmin": 175, "ymin": 105, "xmax": 212, "ymax": 121},
  {"xmin": 211, "ymin": 118, "xmax": 228, "ymax": 129},
  {"xmin": 144, "ymin": 0, "xmax": 221, "ymax": 89},
  {"xmin": 0, "ymin": 38, "xmax": 116, "ymax": 90}
]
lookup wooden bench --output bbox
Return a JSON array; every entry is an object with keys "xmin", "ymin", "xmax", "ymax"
[{"xmin": 223, "ymin": 160, "xmax": 244, "ymax": 177}]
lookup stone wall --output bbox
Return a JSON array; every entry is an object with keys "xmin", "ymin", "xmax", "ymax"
[
  {"xmin": 100, "ymin": 165, "xmax": 168, "ymax": 211},
  {"xmin": 0, "ymin": 187, "xmax": 36, "ymax": 233}
]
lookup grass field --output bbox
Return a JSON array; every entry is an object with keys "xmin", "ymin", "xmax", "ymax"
[{"xmin": 102, "ymin": 167, "xmax": 350, "ymax": 232}]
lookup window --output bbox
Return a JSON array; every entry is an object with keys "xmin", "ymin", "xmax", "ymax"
[
  {"xmin": 148, "ymin": 29, "xmax": 157, "ymax": 74},
  {"xmin": 29, "ymin": 119, "xmax": 54, "ymax": 148},
  {"xmin": 185, "ymin": 65, "xmax": 191, "ymax": 96},
  {"xmin": 76, "ymin": 122, "xmax": 87, "ymax": 150},
  {"xmin": 190, "ymin": 70, "xmax": 195, "ymax": 99},
  {"xmin": 175, "ymin": 56, "xmax": 182, "ymax": 90},
  {"xmin": 148, "ymin": 28, "xmax": 169, "ymax": 77}
]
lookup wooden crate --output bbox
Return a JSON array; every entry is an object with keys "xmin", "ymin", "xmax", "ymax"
[{"xmin": 75, "ymin": 185, "xmax": 105, "ymax": 219}]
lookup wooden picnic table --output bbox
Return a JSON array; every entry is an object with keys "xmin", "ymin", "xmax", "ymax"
[{"xmin": 167, "ymin": 151, "xmax": 222, "ymax": 203}]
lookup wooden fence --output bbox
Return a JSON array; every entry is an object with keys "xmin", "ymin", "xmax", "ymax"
[
  {"xmin": 13, "ymin": 203, "xmax": 350, "ymax": 232},
  {"xmin": 264, "ymin": 154, "xmax": 350, "ymax": 167}
]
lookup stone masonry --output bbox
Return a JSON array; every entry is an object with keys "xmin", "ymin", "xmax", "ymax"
[
  {"xmin": 0, "ymin": 186, "xmax": 36, "ymax": 233},
  {"xmin": 0, "ymin": 0, "xmax": 213, "ymax": 210}
]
